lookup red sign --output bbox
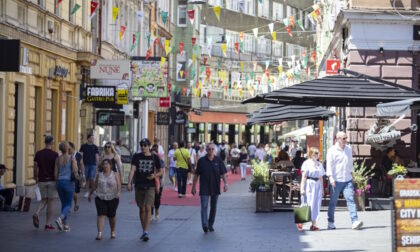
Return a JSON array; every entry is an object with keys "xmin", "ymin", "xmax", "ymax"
[
  {"xmin": 159, "ymin": 97, "xmax": 170, "ymax": 107},
  {"xmin": 326, "ymin": 59, "xmax": 341, "ymax": 74}
]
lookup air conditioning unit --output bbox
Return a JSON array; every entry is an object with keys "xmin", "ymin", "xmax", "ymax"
[{"xmin": 48, "ymin": 20, "xmax": 54, "ymax": 34}]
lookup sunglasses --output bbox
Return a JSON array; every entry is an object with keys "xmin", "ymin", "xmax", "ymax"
[
  {"xmin": 314, "ymin": 152, "xmax": 319, "ymax": 155},
  {"xmin": 140, "ymin": 144, "xmax": 148, "ymax": 148},
  {"xmin": 105, "ymin": 146, "xmax": 111, "ymax": 149}
]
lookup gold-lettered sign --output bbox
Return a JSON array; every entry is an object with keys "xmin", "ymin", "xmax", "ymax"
[
  {"xmin": 116, "ymin": 89, "xmax": 129, "ymax": 105},
  {"xmin": 393, "ymin": 178, "xmax": 420, "ymax": 251}
]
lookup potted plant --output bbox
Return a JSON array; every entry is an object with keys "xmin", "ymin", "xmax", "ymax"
[
  {"xmin": 353, "ymin": 160, "xmax": 376, "ymax": 211},
  {"xmin": 250, "ymin": 160, "xmax": 272, "ymax": 212},
  {"xmin": 387, "ymin": 163, "xmax": 407, "ymax": 178}
]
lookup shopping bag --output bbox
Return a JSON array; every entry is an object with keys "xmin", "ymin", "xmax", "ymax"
[
  {"xmin": 34, "ymin": 185, "xmax": 41, "ymax": 202},
  {"xmin": 294, "ymin": 196, "xmax": 311, "ymax": 224}
]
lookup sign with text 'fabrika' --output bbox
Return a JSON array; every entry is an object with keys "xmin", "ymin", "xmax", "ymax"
[
  {"xmin": 393, "ymin": 178, "xmax": 420, "ymax": 251},
  {"xmin": 90, "ymin": 60, "xmax": 130, "ymax": 80},
  {"xmin": 131, "ymin": 58, "xmax": 168, "ymax": 98},
  {"xmin": 85, "ymin": 86, "xmax": 115, "ymax": 103}
]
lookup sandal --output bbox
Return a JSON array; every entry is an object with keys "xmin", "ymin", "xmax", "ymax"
[
  {"xmin": 96, "ymin": 232, "xmax": 102, "ymax": 240},
  {"xmin": 296, "ymin": 223, "xmax": 303, "ymax": 232},
  {"xmin": 310, "ymin": 225, "xmax": 320, "ymax": 231},
  {"xmin": 74, "ymin": 205, "xmax": 79, "ymax": 212},
  {"xmin": 63, "ymin": 225, "xmax": 71, "ymax": 232},
  {"xmin": 111, "ymin": 231, "xmax": 116, "ymax": 239},
  {"xmin": 33, "ymin": 214, "xmax": 39, "ymax": 229}
]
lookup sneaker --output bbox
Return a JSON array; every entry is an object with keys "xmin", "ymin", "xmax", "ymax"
[
  {"xmin": 140, "ymin": 232, "xmax": 149, "ymax": 242},
  {"xmin": 174, "ymin": 187, "xmax": 178, "ymax": 192},
  {"xmin": 352, "ymin": 220, "xmax": 363, "ymax": 230},
  {"xmin": 63, "ymin": 225, "xmax": 71, "ymax": 232},
  {"xmin": 328, "ymin": 222, "xmax": 336, "ymax": 230},
  {"xmin": 84, "ymin": 192, "xmax": 89, "ymax": 198},
  {"xmin": 155, "ymin": 215, "xmax": 159, "ymax": 221},
  {"xmin": 178, "ymin": 194, "xmax": 182, "ymax": 198},
  {"xmin": 44, "ymin": 224, "xmax": 55, "ymax": 231},
  {"xmin": 209, "ymin": 226, "xmax": 214, "ymax": 232},
  {"xmin": 202, "ymin": 226, "xmax": 208, "ymax": 233},
  {"xmin": 33, "ymin": 214, "xmax": 39, "ymax": 228},
  {"xmin": 55, "ymin": 217, "xmax": 64, "ymax": 231}
]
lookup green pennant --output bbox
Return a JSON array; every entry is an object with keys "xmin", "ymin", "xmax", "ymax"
[
  {"xmin": 130, "ymin": 32, "xmax": 140, "ymax": 52},
  {"xmin": 201, "ymin": 66, "xmax": 205, "ymax": 72},
  {"xmin": 258, "ymin": 0, "xmax": 262, "ymax": 3},
  {"xmin": 250, "ymin": 71, "xmax": 254, "ymax": 79},
  {"xmin": 147, "ymin": 32, "xmax": 151, "ymax": 48},
  {"xmin": 302, "ymin": 56, "xmax": 308, "ymax": 68},
  {"xmin": 245, "ymin": 75, "xmax": 249, "ymax": 84},
  {"xmin": 239, "ymin": 41, "xmax": 244, "ymax": 52},
  {"xmin": 297, "ymin": 19, "xmax": 304, "ymax": 30},
  {"xmin": 70, "ymin": 3, "xmax": 81, "ymax": 16},
  {"xmin": 193, "ymin": 44, "xmax": 199, "ymax": 54},
  {"xmin": 191, "ymin": 68, "xmax": 196, "ymax": 78},
  {"xmin": 161, "ymin": 11, "xmax": 168, "ymax": 25},
  {"xmin": 228, "ymin": 81, "xmax": 231, "ymax": 89},
  {"xmin": 217, "ymin": 59, "xmax": 221, "ymax": 69}
]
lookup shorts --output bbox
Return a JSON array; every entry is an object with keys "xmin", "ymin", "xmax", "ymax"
[
  {"xmin": 85, "ymin": 165, "xmax": 97, "ymax": 180},
  {"xmin": 135, "ymin": 188, "xmax": 155, "ymax": 207},
  {"xmin": 38, "ymin": 181, "xmax": 58, "ymax": 199},
  {"xmin": 169, "ymin": 167, "xmax": 177, "ymax": 178},
  {"xmin": 95, "ymin": 197, "xmax": 119, "ymax": 218}
]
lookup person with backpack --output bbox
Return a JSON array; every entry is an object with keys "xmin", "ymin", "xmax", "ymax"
[
  {"xmin": 219, "ymin": 141, "xmax": 228, "ymax": 166},
  {"xmin": 230, "ymin": 143, "xmax": 240, "ymax": 174}
]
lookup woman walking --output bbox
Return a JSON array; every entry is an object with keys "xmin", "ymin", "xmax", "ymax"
[
  {"xmin": 55, "ymin": 142, "xmax": 78, "ymax": 232},
  {"xmin": 239, "ymin": 147, "xmax": 249, "ymax": 180},
  {"xmin": 99, "ymin": 142, "xmax": 122, "ymax": 177},
  {"xmin": 299, "ymin": 148, "xmax": 325, "ymax": 231},
  {"xmin": 88, "ymin": 159, "xmax": 121, "ymax": 240},
  {"xmin": 151, "ymin": 144, "xmax": 165, "ymax": 221}
]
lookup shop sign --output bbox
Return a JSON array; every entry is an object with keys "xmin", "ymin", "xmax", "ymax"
[
  {"xmin": 131, "ymin": 58, "xmax": 168, "ymax": 98},
  {"xmin": 159, "ymin": 97, "xmax": 171, "ymax": 107},
  {"xmin": 54, "ymin": 66, "xmax": 68, "ymax": 77},
  {"xmin": 85, "ymin": 86, "xmax": 116, "ymax": 103},
  {"xmin": 393, "ymin": 179, "xmax": 420, "ymax": 250},
  {"xmin": 96, "ymin": 110, "xmax": 125, "ymax": 126},
  {"xmin": 19, "ymin": 65, "xmax": 32, "ymax": 74},
  {"xmin": 156, "ymin": 112, "xmax": 170, "ymax": 125},
  {"xmin": 175, "ymin": 111, "xmax": 187, "ymax": 124},
  {"xmin": 187, "ymin": 128, "xmax": 196, "ymax": 134},
  {"xmin": 116, "ymin": 89, "xmax": 129, "ymax": 105},
  {"xmin": 90, "ymin": 60, "xmax": 130, "ymax": 80},
  {"xmin": 326, "ymin": 59, "xmax": 340, "ymax": 75}
]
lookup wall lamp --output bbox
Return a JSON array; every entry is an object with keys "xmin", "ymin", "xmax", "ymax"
[{"xmin": 379, "ymin": 47, "xmax": 384, "ymax": 54}]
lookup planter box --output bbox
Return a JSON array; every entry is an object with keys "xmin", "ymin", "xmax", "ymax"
[
  {"xmin": 256, "ymin": 190, "xmax": 273, "ymax": 212},
  {"xmin": 354, "ymin": 192, "xmax": 366, "ymax": 211}
]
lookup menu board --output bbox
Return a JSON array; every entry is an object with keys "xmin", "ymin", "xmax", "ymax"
[{"xmin": 394, "ymin": 179, "xmax": 420, "ymax": 252}]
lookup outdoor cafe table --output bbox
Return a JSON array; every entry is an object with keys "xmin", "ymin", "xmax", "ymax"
[
  {"xmin": 271, "ymin": 171, "xmax": 292, "ymax": 205},
  {"xmin": 407, "ymin": 167, "xmax": 420, "ymax": 178}
]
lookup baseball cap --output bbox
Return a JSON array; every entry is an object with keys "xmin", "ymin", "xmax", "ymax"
[
  {"xmin": 140, "ymin": 138, "xmax": 151, "ymax": 146},
  {"xmin": 44, "ymin": 135, "xmax": 54, "ymax": 144}
]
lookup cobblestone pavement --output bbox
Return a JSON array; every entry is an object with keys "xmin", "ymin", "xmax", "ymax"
[{"xmin": 0, "ymin": 177, "xmax": 391, "ymax": 252}]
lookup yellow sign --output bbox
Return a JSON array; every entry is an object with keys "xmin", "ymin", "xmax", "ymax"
[{"xmin": 116, "ymin": 89, "xmax": 128, "ymax": 105}]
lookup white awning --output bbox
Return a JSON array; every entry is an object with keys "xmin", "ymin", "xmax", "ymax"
[
  {"xmin": 279, "ymin": 125, "xmax": 314, "ymax": 139},
  {"xmin": 376, "ymin": 98, "xmax": 420, "ymax": 117}
]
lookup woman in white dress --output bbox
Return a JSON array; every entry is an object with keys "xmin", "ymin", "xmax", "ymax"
[{"xmin": 299, "ymin": 147, "xmax": 325, "ymax": 231}]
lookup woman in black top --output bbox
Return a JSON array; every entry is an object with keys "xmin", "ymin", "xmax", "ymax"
[{"xmin": 239, "ymin": 147, "xmax": 249, "ymax": 180}]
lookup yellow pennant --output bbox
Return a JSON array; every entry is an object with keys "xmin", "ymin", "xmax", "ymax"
[
  {"xmin": 221, "ymin": 43, "xmax": 227, "ymax": 56},
  {"xmin": 278, "ymin": 66, "xmax": 283, "ymax": 73},
  {"xmin": 240, "ymin": 62, "xmax": 244, "ymax": 71},
  {"xmin": 192, "ymin": 53, "xmax": 196, "ymax": 62},
  {"xmin": 112, "ymin": 7, "xmax": 119, "ymax": 23},
  {"xmin": 312, "ymin": 11, "xmax": 317, "ymax": 21},
  {"xmin": 160, "ymin": 57, "xmax": 166, "ymax": 68},
  {"xmin": 180, "ymin": 70, "xmax": 184, "ymax": 78},
  {"xmin": 271, "ymin": 32, "xmax": 276, "ymax": 41},
  {"xmin": 165, "ymin": 40, "xmax": 172, "ymax": 54},
  {"xmin": 213, "ymin": 6, "xmax": 221, "ymax": 21}
]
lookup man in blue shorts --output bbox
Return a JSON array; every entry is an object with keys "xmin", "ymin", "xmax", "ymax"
[
  {"xmin": 167, "ymin": 142, "xmax": 178, "ymax": 191},
  {"xmin": 79, "ymin": 134, "xmax": 99, "ymax": 198}
]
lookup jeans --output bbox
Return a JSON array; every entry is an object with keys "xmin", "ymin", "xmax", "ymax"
[
  {"xmin": 57, "ymin": 180, "xmax": 75, "ymax": 224},
  {"xmin": 176, "ymin": 168, "xmax": 188, "ymax": 195},
  {"xmin": 328, "ymin": 180, "xmax": 358, "ymax": 224},
  {"xmin": 240, "ymin": 162, "xmax": 247, "ymax": 179},
  {"xmin": 200, "ymin": 195, "xmax": 219, "ymax": 228}
]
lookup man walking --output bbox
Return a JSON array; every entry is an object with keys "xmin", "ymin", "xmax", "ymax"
[
  {"xmin": 128, "ymin": 138, "xmax": 162, "ymax": 241},
  {"xmin": 32, "ymin": 135, "xmax": 59, "ymax": 230},
  {"xmin": 192, "ymin": 143, "xmax": 228, "ymax": 233},
  {"xmin": 327, "ymin": 131, "xmax": 363, "ymax": 230},
  {"xmin": 80, "ymin": 134, "xmax": 99, "ymax": 198}
]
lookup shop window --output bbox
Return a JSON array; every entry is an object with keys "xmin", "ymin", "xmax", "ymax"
[
  {"xmin": 18, "ymin": 5, "xmax": 25, "ymax": 26},
  {"xmin": 37, "ymin": 14, "xmax": 44, "ymax": 34}
]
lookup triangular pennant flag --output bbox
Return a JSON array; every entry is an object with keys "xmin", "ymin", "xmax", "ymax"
[
  {"xmin": 57, "ymin": 0, "xmax": 62, "ymax": 6},
  {"xmin": 253, "ymin": 28, "xmax": 258, "ymax": 38},
  {"xmin": 258, "ymin": 0, "xmax": 262, "ymax": 3},
  {"xmin": 180, "ymin": 70, "xmax": 184, "ymax": 78},
  {"xmin": 221, "ymin": 43, "xmax": 227, "ymax": 56},
  {"xmin": 70, "ymin": 3, "xmax": 81, "ymax": 16},
  {"xmin": 240, "ymin": 62, "xmax": 244, "ymax": 71},
  {"xmin": 213, "ymin": 6, "xmax": 221, "ymax": 21},
  {"xmin": 130, "ymin": 32, "xmax": 139, "ymax": 52},
  {"xmin": 239, "ymin": 32, "xmax": 244, "ymax": 42},
  {"xmin": 253, "ymin": 62, "xmax": 257, "ymax": 71},
  {"xmin": 112, "ymin": 7, "xmax": 119, "ymax": 23},
  {"xmin": 268, "ymin": 23, "xmax": 274, "ymax": 33},
  {"xmin": 271, "ymin": 32, "xmax": 276, "ymax": 41},
  {"xmin": 161, "ymin": 11, "xmax": 168, "ymax": 24},
  {"xmin": 227, "ymin": 61, "xmax": 232, "ymax": 71},
  {"xmin": 283, "ymin": 18, "xmax": 289, "ymax": 27},
  {"xmin": 312, "ymin": 3, "xmax": 320, "ymax": 11},
  {"xmin": 191, "ymin": 68, "xmax": 196, "ymax": 78},
  {"xmin": 146, "ymin": 49, "xmax": 151, "ymax": 60},
  {"xmin": 265, "ymin": 69, "xmax": 270, "ymax": 77},
  {"xmin": 203, "ymin": 57, "xmax": 207, "ymax": 65},
  {"xmin": 119, "ymin": 26, "xmax": 126, "ymax": 41},
  {"xmin": 136, "ymin": 11, "xmax": 144, "ymax": 22},
  {"xmin": 297, "ymin": 19, "xmax": 304, "ymax": 30},
  {"xmin": 192, "ymin": 53, "xmax": 196, "ymax": 62},
  {"xmin": 150, "ymin": 35, "xmax": 156, "ymax": 48},
  {"xmin": 315, "ymin": 9, "xmax": 321, "ymax": 17},
  {"xmin": 289, "ymin": 16, "xmax": 295, "ymax": 27},
  {"xmin": 153, "ymin": 37, "xmax": 160, "ymax": 47},
  {"xmin": 161, "ymin": 37, "xmax": 166, "ymax": 49},
  {"xmin": 192, "ymin": 37, "xmax": 196, "ymax": 45},
  {"xmin": 177, "ymin": 63, "xmax": 182, "ymax": 74},
  {"xmin": 291, "ymin": 55, "xmax": 296, "ymax": 63},
  {"xmin": 147, "ymin": 32, "xmax": 151, "ymax": 48},
  {"xmin": 287, "ymin": 61, "xmax": 292, "ymax": 68},
  {"xmin": 187, "ymin": 10, "xmax": 195, "ymax": 25},
  {"xmin": 307, "ymin": 12, "xmax": 316, "ymax": 25},
  {"xmin": 278, "ymin": 66, "xmax": 283, "ymax": 73},
  {"xmin": 188, "ymin": 59, "xmax": 193, "ymax": 68},
  {"xmin": 250, "ymin": 71, "xmax": 254, "ymax": 79},
  {"xmin": 265, "ymin": 60, "xmax": 269, "ymax": 70},
  {"xmin": 207, "ymin": 44, "xmax": 212, "ymax": 57},
  {"xmin": 311, "ymin": 11, "xmax": 318, "ymax": 21},
  {"xmin": 165, "ymin": 40, "xmax": 172, "ymax": 55},
  {"xmin": 216, "ymin": 59, "xmax": 221, "ymax": 69},
  {"xmin": 239, "ymin": 41, "xmax": 244, "ymax": 52},
  {"xmin": 160, "ymin": 57, "xmax": 167, "ymax": 68},
  {"xmin": 179, "ymin": 42, "xmax": 184, "ymax": 55},
  {"xmin": 206, "ymin": 67, "xmax": 211, "ymax": 79},
  {"xmin": 193, "ymin": 44, "xmax": 199, "ymax": 54},
  {"xmin": 89, "ymin": 1, "xmax": 98, "ymax": 20},
  {"xmin": 286, "ymin": 26, "xmax": 293, "ymax": 37},
  {"xmin": 234, "ymin": 42, "xmax": 239, "ymax": 54}
]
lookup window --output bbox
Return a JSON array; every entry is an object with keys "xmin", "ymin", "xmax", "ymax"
[
  {"xmin": 258, "ymin": 0, "xmax": 269, "ymax": 18},
  {"xmin": 68, "ymin": 30, "xmax": 74, "ymax": 46},
  {"xmin": 243, "ymin": 34, "xmax": 254, "ymax": 53},
  {"xmin": 286, "ymin": 43, "xmax": 305, "ymax": 57},
  {"xmin": 273, "ymin": 2, "xmax": 283, "ymax": 21},
  {"xmin": 273, "ymin": 41, "xmax": 283, "ymax": 57},
  {"xmin": 286, "ymin": 6, "xmax": 291, "ymax": 17},
  {"xmin": 178, "ymin": 6, "xmax": 187, "ymax": 27},
  {"xmin": 176, "ymin": 53, "xmax": 186, "ymax": 82},
  {"xmin": 208, "ymin": 0, "xmax": 223, "ymax": 7},
  {"xmin": 18, "ymin": 5, "xmax": 25, "ymax": 26},
  {"xmin": 37, "ymin": 14, "xmax": 44, "ymax": 34},
  {"xmin": 227, "ymin": 0, "xmax": 239, "ymax": 12},
  {"xmin": 54, "ymin": 22, "xmax": 60, "ymax": 41},
  {"xmin": 244, "ymin": 0, "xmax": 255, "ymax": 16},
  {"xmin": 37, "ymin": 0, "xmax": 44, "ymax": 8}
]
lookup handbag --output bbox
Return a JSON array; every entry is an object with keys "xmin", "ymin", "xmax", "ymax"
[
  {"xmin": 69, "ymin": 156, "xmax": 79, "ymax": 182},
  {"xmin": 293, "ymin": 196, "xmax": 311, "ymax": 224},
  {"xmin": 180, "ymin": 149, "xmax": 194, "ymax": 173}
]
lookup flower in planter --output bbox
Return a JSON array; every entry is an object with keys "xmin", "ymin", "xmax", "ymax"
[
  {"xmin": 387, "ymin": 164, "xmax": 407, "ymax": 176},
  {"xmin": 353, "ymin": 160, "xmax": 375, "ymax": 195},
  {"xmin": 249, "ymin": 160, "xmax": 271, "ymax": 192}
]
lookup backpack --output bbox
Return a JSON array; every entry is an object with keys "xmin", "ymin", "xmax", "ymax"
[{"xmin": 220, "ymin": 147, "xmax": 226, "ymax": 161}]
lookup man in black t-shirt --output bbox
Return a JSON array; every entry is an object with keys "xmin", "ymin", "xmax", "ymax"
[
  {"xmin": 192, "ymin": 143, "xmax": 228, "ymax": 233},
  {"xmin": 128, "ymin": 138, "xmax": 162, "ymax": 242},
  {"xmin": 79, "ymin": 134, "xmax": 99, "ymax": 197}
]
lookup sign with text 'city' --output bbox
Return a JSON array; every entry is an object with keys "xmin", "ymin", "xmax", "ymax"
[
  {"xmin": 85, "ymin": 86, "xmax": 115, "ymax": 103},
  {"xmin": 90, "ymin": 60, "xmax": 130, "ymax": 80},
  {"xmin": 393, "ymin": 179, "xmax": 420, "ymax": 251}
]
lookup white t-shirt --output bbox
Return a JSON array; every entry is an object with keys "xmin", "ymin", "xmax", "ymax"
[
  {"xmin": 231, "ymin": 148, "xmax": 240, "ymax": 158},
  {"xmin": 255, "ymin": 148, "xmax": 266, "ymax": 161},
  {"xmin": 197, "ymin": 149, "xmax": 207, "ymax": 159},
  {"xmin": 158, "ymin": 145, "xmax": 165, "ymax": 159},
  {"xmin": 168, "ymin": 149, "xmax": 177, "ymax": 168},
  {"xmin": 188, "ymin": 148, "xmax": 197, "ymax": 164}
]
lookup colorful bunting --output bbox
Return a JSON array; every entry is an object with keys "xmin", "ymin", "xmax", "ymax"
[
  {"xmin": 192, "ymin": 37, "xmax": 196, "ymax": 45},
  {"xmin": 179, "ymin": 42, "xmax": 184, "ymax": 55},
  {"xmin": 289, "ymin": 16, "xmax": 295, "ymax": 27},
  {"xmin": 271, "ymin": 32, "xmax": 276, "ymax": 41},
  {"xmin": 57, "ymin": 0, "xmax": 62, "ymax": 6},
  {"xmin": 153, "ymin": 37, "xmax": 160, "ymax": 47},
  {"xmin": 180, "ymin": 71, "xmax": 184, "ymax": 78},
  {"xmin": 311, "ymin": 11, "xmax": 318, "ymax": 21},
  {"xmin": 119, "ymin": 26, "xmax": 126, "ymax": 41},
  {"xmin": 187, "ymin": 10, "xmax": 195, "ymax": 25},
  {"xmin": 265, "ymin": 60, "xmax": 269, "ymax": 70},
  {"xmin": 192, "ymin": 53, "xmax": 196, "ymax": 62},
  {"xmin": 307, "ymin": 12, "xmax": 316, "ymax": 25},
  {"xmin": 278, "ymin": 66, "xmax": 283, "ymax": 73},
  {"xmin": 239, "ymin": 32, "xmax": 244, "ymax": 42},
  {"xmin": 146, "ymin": 49, "xmax": 151, "ymax": 60},
  {"xmin": 268, "ymin": 23, "xmax": 274, "ymax": 33},
  {"xmin": 130, "ymin": 32, "xmax": 139, "ymax": 52},
  {"xmin": 146, "ymin": 32, "xmax": 151, "ymax": 48},
  {"xmin": 253, "ymin": 62, "xmax": 257, "ymax": 71},
  {"xmin": 221, "ymin": 43, "xmax": 227, "ymax": 56},
  {"xmin": 286, "ymin": 26, "xmax": 293, "ymax": 37},
  {"xmin": 206, "ymin": 67, "xmax": 211, "ymax": 79},
  {"xmin": 89, "ymin": 1, "xmax": 98, "ymax": 20},
  {"xmin": 203, "ymin": 57, "xmax": 207, "ymax": 65},
  {"xmin": 160, "ymin": 57, "xmax": 166, "ymax": 68},
  {"xmin": 283, "ymin": 18, "xmax": 289, "ymax": 27},
  {"xmin": 240, "ymin": 62, "xmax": 244, "ymax": 71},
  {"xmin": 112, "ymin": 7, "xmax": 119, "ymax": 23},
  {"xmin": 165, "ymin": 40, "xmax": 172, "ymax": 54},
  {"xmin": 213, "ymin": 6, "xmax": 221, "ymax": 21},
  {"xmin": 234, "ymin": 42, "xmax": 239, "ymax": 54},
  {"xmin": 161, "ymin": 11, "xmax": 168, "ymax": 24},
  {"xmin": 70, "ymin": 3, "xmax": 81, "ymax": 16},
  {"xmin": 188, "ymin": 59, "xmax": 193, "ymax": 68},
  {"xmin": 297, "ymin": 19, "xmax": 304, "ymax": 30},
  {"xmin": 253, "ymin": 28, "xmax": 258, "ymax": 38}
]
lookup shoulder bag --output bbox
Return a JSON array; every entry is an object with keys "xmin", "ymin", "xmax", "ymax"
[{"xmin": 180, "ymin": 149, "xmax": 194, "ymax": 173}]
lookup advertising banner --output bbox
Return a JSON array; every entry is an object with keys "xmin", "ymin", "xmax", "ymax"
[
  {"xmin": 90, "ymin": 60, "xmax": 130, "ymax": 80},
  {"xmin": 131, "ymin": 57, "xmax": 168, "ymax": 98}
]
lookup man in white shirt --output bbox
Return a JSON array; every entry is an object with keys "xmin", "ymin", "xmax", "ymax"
[
  {"xmin": 289, "ymin": 139, "xmax": 299, "ymax": 158},
  {"xmin": 326, "ymin": 131, "xmax": 363, "ymax": 230},
  {"xmin": 255, "ymin": 143, "xmax": 266, "ymax": 161}
]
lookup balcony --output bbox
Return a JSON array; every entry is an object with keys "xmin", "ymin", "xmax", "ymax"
[{"xmin": 351, "ymin": 0, "xmax": 420, "ymax": 10}]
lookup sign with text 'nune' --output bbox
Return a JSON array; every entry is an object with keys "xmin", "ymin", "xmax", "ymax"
[
  {"xmin": 393, "ymin": 179, "xmax": 420, "ymax": 252},
  {"xmin": 90, "ymin": 60, "xmax": 130, "ymax": 80}
]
